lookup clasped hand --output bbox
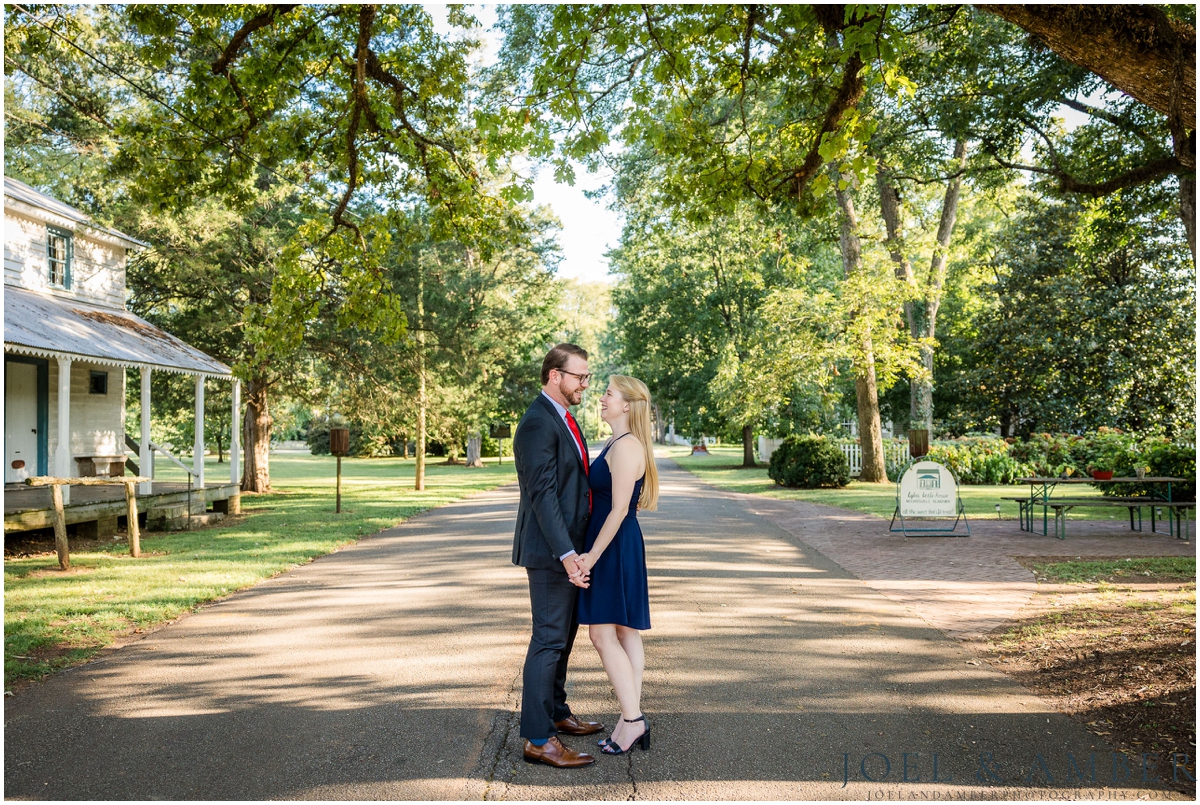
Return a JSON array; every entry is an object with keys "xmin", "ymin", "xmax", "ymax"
[{"xmin": 564, "ymin": 553, "xmax": 595, "ymax": 588}]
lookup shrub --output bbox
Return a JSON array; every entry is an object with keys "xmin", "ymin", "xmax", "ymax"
[
  {"xmin": 1079, "ymin": 428, "xmax": 1139, "ymax": 474},
  {"xmin": 1009, "ymin": 433, "xmax": 1085, "ymax": 477},
  {"xmin": 1106, "ymin": 431, "xmax": 1196, "ymax": 500},
  {"xmin": 306, "ymin": 416, "xmax": 353, "ymax": 455},
  {"xmin": 1001, "ymin": 429, "xmax": 1195, "ymax": 497},
  {"xmin": 1144, "ymin": 437, "xmax": 1196, "ymax": 501},
  {"xmin": 768, "ymin": 435, "xmax": 850, "ymax": 488},
  {"xmin": 925, "ymin": 437, "xmax": 1033, "ymax": 485}
]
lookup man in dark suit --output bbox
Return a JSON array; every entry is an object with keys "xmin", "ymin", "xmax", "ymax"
[{"xmin": 512, "ymin": 343, "xmax": 604, "ymax": 768}]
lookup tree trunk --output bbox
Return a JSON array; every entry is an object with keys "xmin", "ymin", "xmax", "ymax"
[
  {"xmin": 742, "ymin": 423, "xmax": 755, "ymax": 468},
  {"xmin": 877, "ymin": 163, "xmax": 922, "ymax": 436},
  {"xmin": 466, "ymin": 433, "xmax": 484, "ymax": 467},
  {"xmin": 241, "ymin": 377, "xmax": 271, "ymax": 492},
  {"xmin": 876, "ymin": 141, "xmax": 967, "ymax": 436},
  {"xmin": 414, "ymin": 267, "xmax": 427, "ymax": 491},
  {"xmin": 916, "ymin": 140, "xmax": 968, "ymax": 433},
  {"xmin": 1181, "ymin": 172, "xmax": 1196, "ymax": 264},
  {"xmin": 855, "ymin": 369, "xmax": 886, "ymax": 480},
  {"xmin": 834, "ymin": 173, "xmax": 887, "ymax": 483},
  {"xmin": 876, "ymin": 165, "xmax": 919, "ymax": 333},
  {"xmin": 216, "ymin": 430, "xmax": 225, "ymax": 464}
]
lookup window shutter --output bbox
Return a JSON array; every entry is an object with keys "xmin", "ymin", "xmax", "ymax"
[{"xmin": 64, "ymin": 230, "xmax": 73, "ymax": 289}]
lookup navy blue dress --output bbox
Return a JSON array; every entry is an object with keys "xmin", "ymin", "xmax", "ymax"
[{"xmin": 577, "ymin": 436, "xmax": 650, "ymax": 630}]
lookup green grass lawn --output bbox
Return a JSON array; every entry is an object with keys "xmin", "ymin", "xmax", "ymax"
[
  {"xmin": 665, "ymin": 445, "xmax": 1136, "ymax": 522},
  {"xmin": 4, "ymin": 452, "xmax": 517, "ymax": 688},
  {"xmin": 1027, "ymin": 556, "xmax": 1196, "ymax": 583}
]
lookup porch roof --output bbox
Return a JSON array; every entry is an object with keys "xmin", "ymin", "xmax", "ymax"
[{"xmin": 4, "ymin": 285, "xmax": 231, "ymax": 377}]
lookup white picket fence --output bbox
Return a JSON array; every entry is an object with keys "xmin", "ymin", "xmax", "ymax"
[
  {"xmin": 668, "ymin": 433, "xmax": 716, "ymax": 447},
  {"xmin": 758, "ymin": 436, "xmax": 910, "ymax": 476},
  {"xmin": 840, "ymin": 442, "xmax": 911, "ymax": 477},
  {"xmin": 758, "ymin": 436, "xmax": 785, "ymax": 463}
]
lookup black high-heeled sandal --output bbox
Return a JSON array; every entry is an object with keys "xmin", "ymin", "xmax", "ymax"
[{"xmin": 598, "ymin": 714, "xmax": 650, "ymax": 755}]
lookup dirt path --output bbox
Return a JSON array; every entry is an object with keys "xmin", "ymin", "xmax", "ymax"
[{"xmin": 3, "ymin": 462, "xmax": 1187, "ymax": 799}]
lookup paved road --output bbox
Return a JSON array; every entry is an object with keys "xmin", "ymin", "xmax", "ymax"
[{"xmin": 4, "ymin": 461, "xmax": 1186, "ymax": 800}]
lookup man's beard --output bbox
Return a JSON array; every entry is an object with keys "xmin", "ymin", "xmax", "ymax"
[{"xmin": 560, "ymin": 380, "xmax": 584, "ymax": 406}]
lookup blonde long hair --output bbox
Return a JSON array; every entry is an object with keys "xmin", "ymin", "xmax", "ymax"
[{"xmin": 609, "ymin": 375, "xmax": 660, "ymax": 511}]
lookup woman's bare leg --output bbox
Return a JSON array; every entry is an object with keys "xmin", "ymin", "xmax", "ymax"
[
  {"xmin": 590, "ymin": 624, "xmax": 646, "ymax": 748},
  {"xmin": 615, "ymin": 625, "xmax": 644, "ymax": 705}
]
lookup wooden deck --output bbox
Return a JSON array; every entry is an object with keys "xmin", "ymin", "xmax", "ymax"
[{"xmin": 4, "ymin": 481, "xmax": 240, "ymax": 533}]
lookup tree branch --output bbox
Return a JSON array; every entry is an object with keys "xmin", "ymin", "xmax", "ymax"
[
  {"xmin": 986, "ymin": 150, "xmax": 1184, "ymax": 197},
  {"xmin": 362, "ymin": 48, "xmax": 469, "ymax": 178},
  {"xmin": 1057, "ymin": 97, "xmax": 1153, "ymax": 143},
  {"xmin": 4, "ymin": 55, "xmax": 114, "ymax": 131},
  {"xmin": 776, "ymin": 51, "xmax": 866, "ymax": 199},
  {"xmin": 329, "ymin": 4, "xmax": 375, "ymax": 250},
  {"xmin": 212, "ymin": 4, "xmax": 299, "ymax": 76}
]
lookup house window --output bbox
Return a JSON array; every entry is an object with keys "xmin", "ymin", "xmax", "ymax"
[
  {"xmin": 89, "ymin": 371, "xmax": 108, "ymax": 395},
  {"xmin": 47, "ymin": 226, "xmax": 72, "ymax": 288}
]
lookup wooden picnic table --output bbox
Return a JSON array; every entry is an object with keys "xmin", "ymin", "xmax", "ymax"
[{"xmin": 1012, "ymin": 476, "xmax": 1191, "ymax": 539}]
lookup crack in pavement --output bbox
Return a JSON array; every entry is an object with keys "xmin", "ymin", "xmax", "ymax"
[{"xmin": 480, "ymin": 670, "xmax": 523, "ymax": 801}]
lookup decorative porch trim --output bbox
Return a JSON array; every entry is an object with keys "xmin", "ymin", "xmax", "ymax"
[{"xmin": 3, "ymin": 343, "xmax": 231, "ymax": 379}]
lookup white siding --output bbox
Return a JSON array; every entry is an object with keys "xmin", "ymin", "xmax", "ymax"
[
  {"xmin": 4, "ymin": 207, "xmax": 127, "ymax": 310},
  {"xmin": 46, "ymin": 361, "xmax": 127, "ymax": 468}
]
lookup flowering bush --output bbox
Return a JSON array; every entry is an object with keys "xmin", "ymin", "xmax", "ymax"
[
  {"xmin": 929, "ymin": 429, "xmax": 1195, "ymax": 493},
  {"xmin": 1008, "ymin": 433, "xmax": 1084, "ymax": 477},
  {"xmin": 925, "ymin": 437, "xmax": 1033, "ymax": 485},
  {"xmin": 1143, "ymin": 436, "xmax": 1196, "ymax": 501},
  {"xmin": 1105, "ymin": 430, "xmax": 1196, "ymax": 500}
]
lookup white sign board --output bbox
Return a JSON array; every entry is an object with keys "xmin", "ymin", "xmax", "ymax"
[{"xmin": 898, "ymin": 461, "xmax": 959, "ymax": 517}]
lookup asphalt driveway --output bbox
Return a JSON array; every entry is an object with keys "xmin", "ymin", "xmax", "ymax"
[{"xmin": 4, "ymin": 461, "xmax": 1186, "ymax": 800}]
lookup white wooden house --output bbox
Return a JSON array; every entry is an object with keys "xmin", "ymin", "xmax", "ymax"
[{"xmin": 4, "ymin": 177, "xmax": 240, "ymax": 528}]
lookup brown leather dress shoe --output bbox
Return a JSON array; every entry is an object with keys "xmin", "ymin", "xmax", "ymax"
[
  {"xmin": 554, "ymin": 714, "xmax": 605, "ymax": 736},
  {"xmin": 523, "ymin": 736, "xmax": 596, "ymax": 768}
]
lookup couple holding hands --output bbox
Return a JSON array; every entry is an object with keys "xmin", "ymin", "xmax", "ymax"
[{"xmin": 511, "ymin": 343, "xmax": 659, "ymax": 768}]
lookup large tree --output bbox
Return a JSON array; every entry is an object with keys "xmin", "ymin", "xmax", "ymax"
[
  {"xmin": 309, "ymin": 200, "xmax": 562, "ymax": 486},
  {"xmin": 935, "ymin": 182, "xmax": 1194, "ymax": 437},
  {"xmin": 610, "ymin": 194, "xmax": 801, "ymax": 465},
  {"xmin": 501, "ymin": 3, "xmax": 917, "ymax": 480},
  {"xmin": 5, "ymin": 4, "xmax": 538, "ymax": 490}
]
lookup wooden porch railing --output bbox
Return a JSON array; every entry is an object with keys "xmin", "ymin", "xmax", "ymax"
[{"xmin": 24, "ymin": 476, "xmax": 152, "ymax": 569}]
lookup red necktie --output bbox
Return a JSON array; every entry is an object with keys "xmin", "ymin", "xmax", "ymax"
[{"xmin": 564, "ymin": 411, "xmax": 592, "ymax": 512}]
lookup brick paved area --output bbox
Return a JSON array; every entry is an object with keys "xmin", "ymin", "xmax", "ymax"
[{"xmin": 717, "ymin": 491, "xmax": 1196, "ymax": 641}]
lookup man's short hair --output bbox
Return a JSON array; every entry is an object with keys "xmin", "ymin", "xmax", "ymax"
[{"xmin": 541, "ymin": 343, "xmax": 589, "ymax": 385}]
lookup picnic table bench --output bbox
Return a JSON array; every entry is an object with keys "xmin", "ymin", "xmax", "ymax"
[{"xmin": 1011, "ymin": 476, "xmax": 1193, "ymax": 540}]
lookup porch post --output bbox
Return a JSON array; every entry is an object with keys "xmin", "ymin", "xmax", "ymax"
[
  {"xmin": 194, "ymin": 374, "xmax": 205, "ymax": 487},
  {"xmin": 140, "ymin": 366, "xmax": 152, "ymax": 495},
  {"xmin": 55, "ymin": 357, "xmax": 72, "ymax": 504},
  {"xmin": 230, "ymin": 378, "xmax": 241, "ymax": 485}
]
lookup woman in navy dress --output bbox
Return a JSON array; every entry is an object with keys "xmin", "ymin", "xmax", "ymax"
[{"xmin": 577, "ymin": 375, "xmax": 659, "ymax": 755}]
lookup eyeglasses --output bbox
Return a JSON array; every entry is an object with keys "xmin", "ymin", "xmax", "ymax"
[{"xmin": 556, "ymin": 368, "xmax": 591, "ymax": 383}]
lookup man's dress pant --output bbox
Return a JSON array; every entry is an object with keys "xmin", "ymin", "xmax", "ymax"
[{"xmin": 520, "ymin": 566, "xmax": 579, "ymax": 739}]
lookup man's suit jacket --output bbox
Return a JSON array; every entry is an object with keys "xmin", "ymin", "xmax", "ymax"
[{"xmin": 512, "ymin": 394, "xmax": 590, "ymax": 571}]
